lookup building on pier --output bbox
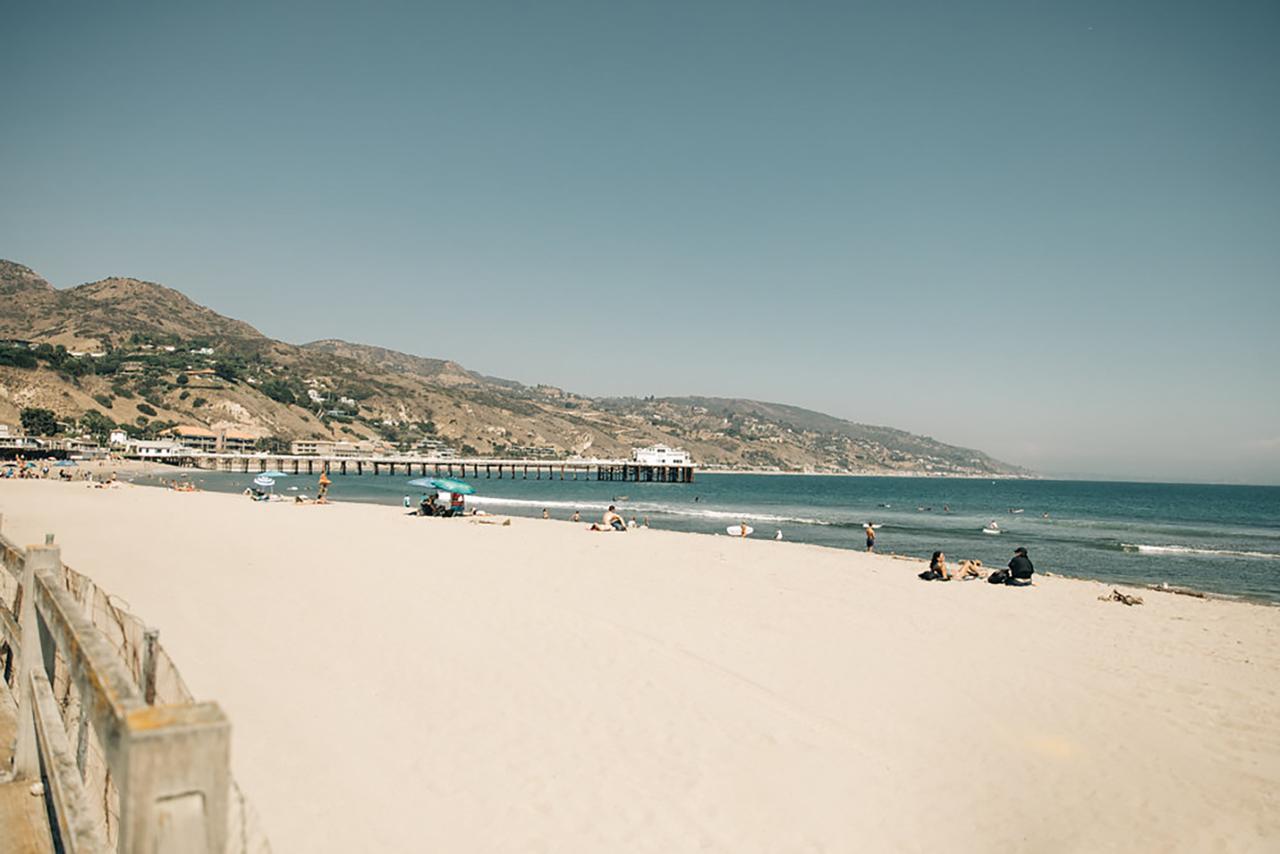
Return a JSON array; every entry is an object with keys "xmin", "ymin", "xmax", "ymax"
[{"xmin": 632, "ymin": 444, "xmax": 692, "ymax": 466}]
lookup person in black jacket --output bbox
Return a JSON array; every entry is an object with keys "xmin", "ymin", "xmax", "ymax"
[
  {"xmin": 989, "ymin": 547, "xmax": 1035, "ymax": 585},
  {"xmin": 1007, "ymin": 547, "xmax": 1034, "ymax": 585}
]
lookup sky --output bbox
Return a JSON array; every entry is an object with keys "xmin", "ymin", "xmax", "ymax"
[{"xmin": 2, "ymin": 1, "xmax": 1278, "ymax": 483}]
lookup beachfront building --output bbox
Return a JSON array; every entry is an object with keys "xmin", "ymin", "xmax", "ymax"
[
  {"xmin": 126, "ymin": 439, "xmax": 184, "ymax": 459},
  {"xmin": 221, "ymin": 430, "xmax": 256, "ymax": 453},
  {"xmin": 0, "ymin": 434, "xmax": 43, "ymax": 454},
  {"xmin": 170, "ymin": 425, "xmax": 219, "ymax": 452},
  {"xmin": 167, "ymin": 425, "xmax": 259, "ymax": 453},
  {"xmin": 632, "ymin": 444, "xmax": 692, "ymax": 466},
  {"xmin": 411, "ymin": 438, "xmax": 458, "ymax": 458},
  {"xmin": 290, "ymin": 439, "xmax": 388, "ymax": 457},
  {"xmin": 108, "ymin": 429, "xmax": 129, "ymax": 446}
]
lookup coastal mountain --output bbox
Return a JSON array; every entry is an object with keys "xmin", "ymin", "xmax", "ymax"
[{"xmin": 0, "ymin": 259, "xmax": 1027, "ymax": 475}]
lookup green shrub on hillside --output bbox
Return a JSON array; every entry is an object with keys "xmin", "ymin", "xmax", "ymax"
[{"xmin": 20, "ymin": 407, "xmax": 59, "ymax": 436}]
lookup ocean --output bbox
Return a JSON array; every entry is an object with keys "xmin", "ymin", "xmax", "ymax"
[{"xmin": 152, "ymin": 470, "xmax": 1280, "ymax": 603}]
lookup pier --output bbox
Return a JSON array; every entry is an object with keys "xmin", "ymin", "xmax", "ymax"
[{"xmin": 174, "ymin": 454, "xmax": 696, "ymax": 483}]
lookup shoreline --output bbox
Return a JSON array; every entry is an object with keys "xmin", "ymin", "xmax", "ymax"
[
  {"xmin": 117, "ymin": 473, "xmax": 1280, "ymax": 607},
  {"xmin": 2, "ymin": 479, "xmax": 1278, "ymax": 851}
]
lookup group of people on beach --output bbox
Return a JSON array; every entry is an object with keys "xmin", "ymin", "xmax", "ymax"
[
  {"xmin": 406, "ymin": 491, "xmax": 467, "ymax": 517},
  {"xmin": 861, "ymin": 519, "xmax": 1036, "ymax": 586},
  {"xmin": 918, "ymin": 547, "xmax": 1036, "ymax": 586}
]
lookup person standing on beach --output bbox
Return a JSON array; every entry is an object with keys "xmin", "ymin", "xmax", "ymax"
[
  {"xmin": 571, "ymin": 510, "xmax": 581, "ymax": 523},
  {"xmin": 864, "ymin": 523, "xmax": 876, "ymax": 552},
  {"xmin": 317, "ymin": 471, "xmax": 331, "ymax": 503},
  {"xmin": 542, "ymin": 508, "xmax": 550, "ymax": 519}
]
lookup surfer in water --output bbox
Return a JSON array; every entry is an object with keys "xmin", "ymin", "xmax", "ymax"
[{"xmin": 864, "ymin": 523, "xmax": 876, "ymax": 552}]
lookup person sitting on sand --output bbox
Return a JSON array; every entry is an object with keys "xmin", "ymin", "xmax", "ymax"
[
  {"xmin": 543, "ymin": 508, "xmax": 550, "ymax": 520},
  {"xmin": 958, "ymin": 559, "xmax": 986, "ymax": 580},
  {"xmin": 919, "ymin": 551, "xmax": 951, "ymax": 581},
  {"xmin": 988, "ymin": 547, "xmax": 1035, "ymax": 585},
  {"xmin": 448, "ymin": 492, "xmax": 465, "ymax": 517},
  {"xmin": 602, "ymin": 505, "xmax": 626, "ymax": 531}
]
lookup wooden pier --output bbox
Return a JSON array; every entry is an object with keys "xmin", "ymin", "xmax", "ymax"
[{"xmin": 172, "ymin": 454, "xmax": 696, "ymax": 483}]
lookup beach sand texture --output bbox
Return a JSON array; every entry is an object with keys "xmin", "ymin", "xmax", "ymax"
[{"xmin": 2, "ymin": 480, "xmax": 1278, "ymax": 853}]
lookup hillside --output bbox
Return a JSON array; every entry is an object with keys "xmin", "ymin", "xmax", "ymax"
[{"xmin": 0, "ymin": 260, "xmax": 1028, "ymax": 475}]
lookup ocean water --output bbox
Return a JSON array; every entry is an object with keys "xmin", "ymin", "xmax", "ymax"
[{"xmin": 151, "ymin": 470, "xmax": 1280, "ymax": 603}]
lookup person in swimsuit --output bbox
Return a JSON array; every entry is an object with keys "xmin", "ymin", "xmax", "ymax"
[
  {"xmin": 602, "ymin": 505, "xmax": 626, "ymax": 531},
  {"xmin": 864, "ymin": 523, "xmax": 876, "ymax": 552}
]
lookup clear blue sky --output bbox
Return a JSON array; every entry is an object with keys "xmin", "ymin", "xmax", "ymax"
[{"xmin": 3, "ymin": 1, "xmax": 1277, "ymax": 483}]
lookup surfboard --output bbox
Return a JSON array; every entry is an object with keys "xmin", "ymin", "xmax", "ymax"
[
  {"xmin": 982, "ymin": 527, "xmax": 1001, "ymax": 535},
  {"xmin": 727, "ymin": 525, "xmax": 755, "ymax": 536}
]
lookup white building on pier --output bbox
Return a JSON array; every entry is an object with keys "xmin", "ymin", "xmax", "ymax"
[{"xmin": 632, "ymin": 444, "xmax": 692, "ymax": 466}]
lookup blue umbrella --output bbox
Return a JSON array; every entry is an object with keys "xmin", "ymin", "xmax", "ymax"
[
  {"xmin": 55, "ymin": 460, "xmax": 78, "ymax": 467},
  {"xmin": 407, "ymin": 477, "xmax": 476, "ymax": 495}
]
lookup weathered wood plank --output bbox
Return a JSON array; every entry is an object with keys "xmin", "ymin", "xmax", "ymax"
[{"xmin": 30, "ymin": 671, "xmax": 110, "ymax": 853}]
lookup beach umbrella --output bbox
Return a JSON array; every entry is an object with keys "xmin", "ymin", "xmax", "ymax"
[
  {"xmin": 259, "ymin": 470, "xmax": 289, "ymax": 479},
  {"xmin": 55, "ymin": 460, "xmax": 78, "ymax": 467},
  {"xmin": 253, "ymin": 474, "xmax": 276, "ymax": 494},
  {"xmin": 407, "ymin": 477, "xmax": 476, "ymax": 495}
]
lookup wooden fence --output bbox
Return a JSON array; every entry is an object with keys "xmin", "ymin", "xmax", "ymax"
[{"xmin": 0, "ymin": 516, "xmax": 235, "ymax": 853}]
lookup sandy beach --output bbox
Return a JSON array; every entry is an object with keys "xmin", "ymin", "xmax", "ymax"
[{"xmin": 2, "ymin": 479, "xmax": 1277, "ymax": 852}]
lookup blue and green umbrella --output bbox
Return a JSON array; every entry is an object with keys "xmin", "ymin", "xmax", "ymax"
[{"xmin": 407, "ymin": 477, "xmax": 476, "ymax": 495}]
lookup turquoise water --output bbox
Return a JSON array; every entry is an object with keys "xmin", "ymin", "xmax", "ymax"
[{"xmin": 155, "ymin": 471, "xmax": 1280, "ymax": 602}]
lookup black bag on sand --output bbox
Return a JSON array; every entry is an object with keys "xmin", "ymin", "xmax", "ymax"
[
  {"xmin": 988, "ymin": 569, "xmax": 1011, "ymax": 585},
  {"xmin": 918, "ymin": 569, "xmax": 941, "ymax": 581}
]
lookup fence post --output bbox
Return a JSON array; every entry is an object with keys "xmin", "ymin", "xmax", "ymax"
[
  {"xmin": 12, "ymin": 543, "xmax": 59, "ymax": 780},
  {"xmin": 118, "ymin": 703, "xmax": 232, "ymax": 854},
  {"xmin": 142, "ymin": 629, "xmax": 159, "ymax": 705}
]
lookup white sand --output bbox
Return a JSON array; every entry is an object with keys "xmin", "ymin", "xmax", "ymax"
[{"xmin": 2, "ymin": 480, "xmax": 1278, "ymax": 852}]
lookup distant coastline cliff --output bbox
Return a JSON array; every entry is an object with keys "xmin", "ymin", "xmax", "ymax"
[{"xmin": 0, "ymin": 259, "xmax": 1028, "ymax": 476}]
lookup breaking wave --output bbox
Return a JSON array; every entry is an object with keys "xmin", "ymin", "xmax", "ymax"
[
  {"xmin": 465, "ymin": 495, "xmax": 833, "ymax": 526},
  {"xmin": 1119, "ymin": 543, "xmax": 1280, "ymax": 560}
]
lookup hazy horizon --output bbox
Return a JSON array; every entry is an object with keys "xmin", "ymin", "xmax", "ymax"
[{"xmin": 3, "ymin": 2, "xmax": 1278, "ymax": 484}]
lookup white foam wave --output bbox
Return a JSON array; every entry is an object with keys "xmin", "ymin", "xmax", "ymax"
[
  {"xmin": 1120, "ymin": 543, "xmax": 1280, "ymax": 560},
  {"xmin": 464, "ymin": 495, "xmax": 832, "ymax": 526}
]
